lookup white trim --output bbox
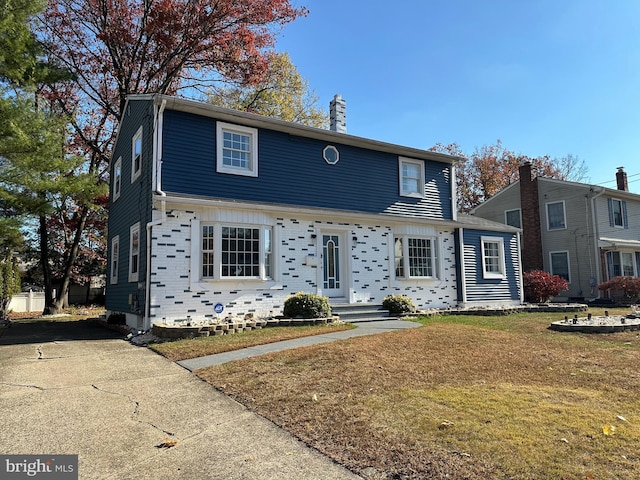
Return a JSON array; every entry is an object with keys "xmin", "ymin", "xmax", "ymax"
[
  {"xmin": 192, "ymin": 220, "xmax": 274, "ymax": 283},
  {"xmin": 549, "ymin": 250, "xmax": 571, "ymax": 284},
  {"xmin": 546, "ymin": 200, "xmax": 567, "ymax": 231},
  {"xmin": 112, "ymin": 157, "xmax": 122, "ymax": 201},
  {"xmin": 481, "ymin": 236, "xmax": 506, "ymax": 279},
  {"xmin": 131, "ymin": 127, "xmax": 143, "ymax": 183},
  {"xmin": 323, "ymin": 145, "xmax": 339, "ymax": 165},
  {"xmin": 393, "ymin": 234, "xmax": 440, "ymax": 280},
  {"xmin": 110, "ymin": 235, "xmax": 119, "ymax": 285},
  {"xmin": 398, "ymin": 156, "xmax": 425, "ymax": 198},
  {"xmin": 128, "ymin": 222, "xmax": 140, "ymax": 282},
  {"xmin": 610, "ymin": 197, "xmax": 625, "ymax": 228},
  {"xmin": 216, "ymin": 121, "xmax": 258, "ymax": 177}
]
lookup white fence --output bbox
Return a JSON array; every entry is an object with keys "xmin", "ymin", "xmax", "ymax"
[{"xmin": 8, "ymin": 291, "xmax": 46, "ymax": 313}]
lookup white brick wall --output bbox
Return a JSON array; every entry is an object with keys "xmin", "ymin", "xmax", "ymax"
[{"xmin": 148, "ymin": 206, "xmax": 458, "ymax": 325}]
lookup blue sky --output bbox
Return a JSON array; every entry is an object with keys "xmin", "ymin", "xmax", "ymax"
[{"xmin": 276, "ymin": 0, "xmax": 640, "ymax": 193}]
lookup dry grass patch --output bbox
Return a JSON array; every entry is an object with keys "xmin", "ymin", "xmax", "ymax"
[
  {"xmin": 197, "ymin": 312, "xmax": 640, "ymax": 479},
  {"xmin": 150, "ymin": 323, "xmax": 354, "ymax": 361}
]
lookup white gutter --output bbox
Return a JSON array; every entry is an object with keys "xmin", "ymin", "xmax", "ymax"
[
  {"xmin": 589, "ymin": 187, "xmax": 606, "ymax": 298},
  {"xmin": 144, "ymin": 98, "xmax": 167, "ymax": 330}
]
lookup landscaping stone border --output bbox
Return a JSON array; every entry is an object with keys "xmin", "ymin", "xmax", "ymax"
[{"xmin": 151, "ymin": 316, "xmax": 340, "ymax": 340}]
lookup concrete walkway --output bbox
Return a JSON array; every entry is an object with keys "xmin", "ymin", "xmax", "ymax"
[
  {"xmin": 178, "ymin": 319, "xmax": 421, "ymax": 371},
  {"xmin": 0, "ymin": 318, "xmax": 419, "ymax": 479}
]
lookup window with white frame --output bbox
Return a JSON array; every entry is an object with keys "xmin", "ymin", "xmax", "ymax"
[
  {"xmin": 216, "ymin": 122, "xmax": 258, "ymax": 177},
  {"xmin": 606, "ymin": 251, "xmax": 636, "ymax": 278},
  {"xmin": 398, "ymin": 157, "xmax": 425, "ymax": 198},
  {"xmin": 550, "ymin": 251, "xmax": 570, "ymax": 282},
  {"xmin": 201, "ymin": 224, "xmax": 273, "ymax": 280},
  {"xmin": 609, "ymin": 198, "xmax": 627, "ymax": 228},
  {"xmin": 129, "ymin": 223, "xmax": 140, "ymax": 282},
  {"xmin": 546, "ymin": 201, "xmax": 566, "ymax": 230},
  {"xmin": 113, "ymin": 157, "xmax": 122, "ymax": 201},
  {"xmin": 505, "ymin": 209, "xmax": 522, "ymax": 228},
  {"xmin": 394, "ymin": 236, "xmax": 438, "ymax": 279},
  {"xmin": 131, "ymin": 127, "xmax": 142, "ymax": 182},
  {"xmin": 481, "ymin": 236, "xmax": 506, "ymax": 279},
  {"xmin": 110, "ymin": 235, "xmax": 119, "ymax": 284}
]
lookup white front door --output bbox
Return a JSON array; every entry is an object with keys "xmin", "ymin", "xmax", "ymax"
[{"xmin": 322, "ymin": 232, "xmax": 345, "ymax": 298}]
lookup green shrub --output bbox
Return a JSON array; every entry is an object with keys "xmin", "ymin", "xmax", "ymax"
[
  {"xmin": 382, "ymin": 294, "xmax": 416, "ymax": 314},
  {"xmin": 283, "ymin": 292, "xmax": 331, "ymax": 318}
]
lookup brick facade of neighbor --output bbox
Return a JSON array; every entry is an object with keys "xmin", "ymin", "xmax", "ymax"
[{"xmin": 519, "ymin": 162, "xmax": 544, "ymax": 272}]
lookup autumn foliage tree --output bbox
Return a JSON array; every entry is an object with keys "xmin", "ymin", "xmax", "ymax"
[
  {"xmin": 28, "ymin": 0, "xmax": 305, "ymax": 313},
  {"xmin": 431, "ymin": 140, "xmax": 588, "ymax": 212},
  {"xmin": 208, "ymin": 52, "xmax": 327, "ymax": 128}
]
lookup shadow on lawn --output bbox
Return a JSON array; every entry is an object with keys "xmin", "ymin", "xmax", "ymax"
[{"xmin": 0, "ymin": 318, "xmax": 122, "ymax": 345}]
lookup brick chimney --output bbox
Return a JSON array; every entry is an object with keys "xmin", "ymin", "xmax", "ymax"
[
  {"xmin": 329, "ymin": 94, "xmax": 346, "ymax": 133},
  {"xmin": 519, "ymin": 162, "xmax": 544, "ymax": 272},
  {"xmin": 616, "ymin": 166, "xmax": 628, "ymax": 191}
]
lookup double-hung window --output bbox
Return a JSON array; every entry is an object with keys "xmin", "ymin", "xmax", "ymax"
[
  {"xmin": 129, "ymin": 223, "xmax": 140, "ymax": 282},
  {"xmin": 399, "ymin": 157, "xmax": 425, "ymax": 198},
  {"xmin": 216, "ymin": 122, "xmax": 258, "ymax": 177},
  {"xmin": 481, "ymin": 236, "xmax": 506, "ymax": 279},
  {"xmin": 113, "ymin": 157, "xmax": 122, "ymax": 201},
  {"xmin": 608, "ymin": 198, "xmax": 628, "ymax": 228},
  {"xmin": 131, "ymin": 127, "xmax": 142, "ymax": 182},
  {"xmin": 546, "ymin": 201, "xmax": 566, "ymax": 230},
  {"xmin": 394, "ymin": 236, "xmax": 438, "ymax": 279},
  {"xmin": 201, "ymin": 224, "xmax": 273, "ymax": 280},
  {"xmin": 110, "ymin": 235, "xmax": 119, "ymax": 285},
  {"xmin": 606, "ymin": 251, "xmax": 636, "ymax": 278},
  {"xmin": 550, "ymin": 251, "xmax": 570, "ymax": 282}
]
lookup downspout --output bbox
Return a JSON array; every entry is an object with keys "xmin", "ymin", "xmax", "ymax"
[
  {"xmin": 144, "ymin": 98, "xmax": 167, "ymax": 330},
  {"xmin": 589, "ymin": 187, "xmax": 606, "ymax": 299},
  {"xmin": 450, "ymin": 163, "xmax": 458, "ymax": 222}
]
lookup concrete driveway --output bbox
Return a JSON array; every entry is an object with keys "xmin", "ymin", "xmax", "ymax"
[{"xmin": 0, "ymin": 320, "xmax": 360, "ymax": 479}]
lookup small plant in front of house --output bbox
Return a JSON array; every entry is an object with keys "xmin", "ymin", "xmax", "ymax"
[
  {"xmin": 597, "ymin": 276, "xmax": 640, "ymax": 305},
  {"xmin": 283, "ymin": 292, "xmax": 331, "ymax": 319},
  {"xmin": 382, "ymin": 294, "xmax": 416, "ymax": 315},
  {"xmin": 523, "ymin": 270, "xmax": 568, "ymax": 303}
]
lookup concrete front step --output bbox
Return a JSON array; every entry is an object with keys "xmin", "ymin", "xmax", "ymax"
[{"xmin": 330, "ymin": 304, "xmax": 396, "ymax": 323}]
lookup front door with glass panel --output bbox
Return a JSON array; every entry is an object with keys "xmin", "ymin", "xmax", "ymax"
[{"xmin": 322, "ymin": 233, "xmax": 345, "ymax": 298}]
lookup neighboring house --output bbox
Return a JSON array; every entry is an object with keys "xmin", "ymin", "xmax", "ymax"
[
  {"xmin": 106, "ymin": 94, "xmax": 522, "ymax": 330},
  {"xmin": 472, "ymin": 162, "xmax": 640, "ymax": 301}
]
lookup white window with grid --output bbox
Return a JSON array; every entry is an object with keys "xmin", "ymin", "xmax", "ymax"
[
  {"xmin": 398, "ymin": 157, "xmax": 425, "ymax": 198},
  {"xmin": 394, "ymin": 236, "xmax": 438, "ymax": 279},
  {"xmin": 481, "ymin": 236, "xmax": 506, "ymax": 279},
  {"xmin": 199, "ymin": 223, "xmax": 273, "ymax": 280},
  {"xmin": 216, "ymin": 122, "xmax": 258, "ymax": 177}
]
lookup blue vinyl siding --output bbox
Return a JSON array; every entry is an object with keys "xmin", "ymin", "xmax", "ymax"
[
  {"xmin": 161, "ymin": 110, "xmax": 452, "ymax": 220},
  {"xmin": 463, "ymin": 229, "xmax": 521, "ymax": 302},
  {"xmin": 106, "ymin": 99, "xmax": 154, "ymax": 315}
]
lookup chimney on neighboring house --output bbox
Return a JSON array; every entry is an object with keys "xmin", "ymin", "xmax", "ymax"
[
  {"xmin": 329, "ymin": 94, "xmax": 346, "ymax": 133},
  {"xmin": 519, "ymin": 161, "xmax": 544, "ymax": 273},
  {"xmin": 616, "ymin": 166, "xmax": 628, "ymax": 191}
]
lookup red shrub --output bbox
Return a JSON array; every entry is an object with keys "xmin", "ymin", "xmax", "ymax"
[
  {"xmin": 598, "ymin": 276, "xmax": 640, "ymax": 303},
  {"xmin": 523, "ymin": 270, "xmax": 569, "ymax": 303}
]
